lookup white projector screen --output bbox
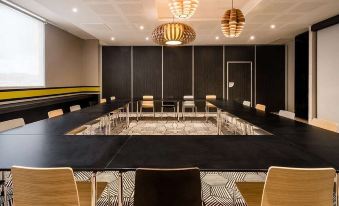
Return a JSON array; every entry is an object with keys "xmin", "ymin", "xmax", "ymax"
[
  {"xmin": 317, "ymin": 23, "xmax": 339, "ymax": 123},
  {"xmin": 0, "ymin": 3, "xmax": 45, "ymax": 88}
]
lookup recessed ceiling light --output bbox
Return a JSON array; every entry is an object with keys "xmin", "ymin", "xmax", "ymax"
[
  {"xmin": 215, "ymin": 36, "xmax": 220, "ymax": 40},
  {"xmin": 139, "ymin": 25, "xmax": 144, "ymax": 30},
  {"xmin": 270, "ymin": 24, "xmax": 276, "ymax": 29},
  {"xmin": 111, "ymin": 37, "xmax": 115, "ymax": 41},
  {"xmin": 250, "ymin": 35, "xmax": 255, "ymax": 40},
  {"xmin": 145, "ymin": 37, "xmax": 149, "ymax": 41},
  {"xmin": 72, "ymin": 8, "xmax": 78, "ymax": 13}
]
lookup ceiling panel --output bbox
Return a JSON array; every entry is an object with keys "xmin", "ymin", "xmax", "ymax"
[{"xmin": 8, "ymin": 0, "xmax": 339, "ymax": 45}]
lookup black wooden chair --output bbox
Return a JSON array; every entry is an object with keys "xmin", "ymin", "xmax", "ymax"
[
  {"xmin": 134, "ymin": 168, "xmax": 202, "ymax": 206},
  {"xmin": 161, "ymin": 96, "xmax": 177, "ymax": 117}
]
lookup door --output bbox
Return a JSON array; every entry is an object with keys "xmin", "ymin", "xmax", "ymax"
[{"xmin": 227, "ymin": 62, "xmax": 252, "ymax": 105}]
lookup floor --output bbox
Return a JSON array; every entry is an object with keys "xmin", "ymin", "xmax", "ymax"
[
  {"xmin": 75, "ymin": 112, "xmax": 244, "ymax": 135},
  {"xmin": 1, "ymin": 171, "xmax": 267, "ymax": 206}
]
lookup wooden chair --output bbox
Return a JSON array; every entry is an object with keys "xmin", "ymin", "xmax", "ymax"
[
  {"xmin": 161, "ymin": 96, "xmax": 176, "ymax": 118},
  {"xmin": 310, "ymin": 118, "xmax": 338, "ymax": 133},
  {"xmin": 236, "ymin": 166, "xmax": 336, "ymax": 206},
  {"xmin": 134, "ymin": 168, "xmax": 202, "ymax": 206},
  {"xmin": 243, "ymin": 100, "xmax": 251, "ymax": 107},
  {"xmin": 48, "ymin": 109, "xmax": 64, "ymax": 118},
  {"xmin": 278, "ymin": 110, "xmax": 295, "ymax": 120},
  {"xmin": 11, "ymin": 166, "xmax": 107, "ymax": 206},
  {"xmin": 205, "ymin": 95, "xmax": 217, "ymax": 120},
  {"xmin": 255, "ymin": 104, "xmax": 266, "ymax": 112},
  {"xmin": 182, "ymin": 95, "xmax": 197, "ymax": 120},
  {"xmin": 140, "ymin": 95, "xmax": 155, "ymax": 117},
  {"xmin": 100, "ymin": 98, "xmax": 107, "ymax": 104},
  {"xmin": 0, "ymin": 118, "xmax": 25, "ymax": 133},
  {"xmin": 70, "ymin": 105, "xmax": 81, "ymax": 112}
]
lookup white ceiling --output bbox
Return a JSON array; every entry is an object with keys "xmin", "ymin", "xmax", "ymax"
[{"xmin": 9, "ymin": 0, "xmax": 339, "ymax": 45}]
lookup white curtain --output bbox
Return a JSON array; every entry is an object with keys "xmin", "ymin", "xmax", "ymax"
[{"xmin": 0, "ymin": 3, "xmax": 45, "ymax": 88}]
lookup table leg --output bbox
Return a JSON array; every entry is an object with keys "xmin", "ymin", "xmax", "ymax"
[
  {"xmin": 91, "ymin": 172, "xmax": 97, "ymax": 206},
  {"xmin": 177, "ymin": 101, "xmax": 180, "ymax": 122},
  {"xmin": 126, "ymin": 103, "xmax": 130, "ymax": 127},
  {"xmin": 136, "ymin": 101, "xmax": 139, "ymax": 122},
  {"xmin": 2, "ymin": 171, "xmax": 8, "ymax": 206},
  {"xmin": 118, "ymin": 172, "xmax": 123, "ymax": 206},
  {"xmin": 217, "ymin": 108, "xmax": 221, "ymax": 135}
]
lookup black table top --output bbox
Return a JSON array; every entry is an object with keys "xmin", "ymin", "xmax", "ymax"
[
  {"xmin": 0, "ymin": 99, "xmax": 338, "ymax": 171},
  {"xmin": 1, "ymin": 100, "xmax": 130, "ymax": 135}
]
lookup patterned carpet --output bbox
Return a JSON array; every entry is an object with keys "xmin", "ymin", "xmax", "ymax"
[
  {"xmin": 70, "ymin": 112, "xmax": 251, "ymax": 135},
  {"xmin": 1, "ymin": 171, "xmax": 267, "ymax": 206}
]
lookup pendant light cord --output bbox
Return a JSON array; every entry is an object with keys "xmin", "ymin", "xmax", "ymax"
[{"xmin": 232, "ymin": 0, "xmax": 234, "ymax": 9}]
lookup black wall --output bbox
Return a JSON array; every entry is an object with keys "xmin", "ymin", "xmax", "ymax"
[
  {"xmin": 102, "ymin": 45, "xmax": 286, "ymax": 112},
  {"xmin": 295, "ymin": 32, "xmax": 309, "ymax": 119},
  {"xmin": 256, "ymin": 45, "xmax": 286, "ymax": 112},
  {"xmin": 102, "ymin": 46, "xmax": 131, "ymax": 99},
  {"xmin": 163, "ymin": 46, "xmax": 193, "ymax": 98}
]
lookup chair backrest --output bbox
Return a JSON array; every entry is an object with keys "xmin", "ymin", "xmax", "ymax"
[
  {"xmin": 11, "ymin": 166, "xmax": 80, "ymax": 206},
  {"xmin": 110, "ymin": 96, "xmax": 116, "ymax": 101},
  {"xmin": 100, "ymin": 98, "xmax": 107, "ymax": 103},
  {"xmin": 0, "ymin": 118, "xmax": 25, "ymax": 133},
  {"xmin": 278, "ymin": 110, "xmax": 295, "ymax": 120},
  {"xmin": 206, "ymin": 95, "xmax": 216, "ymax": 100},
  {"xmin": 48, "ymin": 109, "xmax": 64, "ymax": 118},
  {"xmin": 134, "ymin": 168, "xmax": 202, "ymax": 206},
  {"xmin": 243, "ymin": 100, "xmax": 251, "ymax": 107},
  {"xmin": 143, "ymin": 95, "xmax": 153, "ymax": 100},
  {"xmin": 261, "ymin": 166, "xmax": 335, "ymax": 206},
  {"xmin": 256, "ymin": 104, "xmax": 266, "ymax": 112},
  {"xmin": 183, "ymin": 95, "xmax": 194, "ymax": 101},
  {"xmin": 310, "ymin": 118, "xmax": 338, "ymax": 133},
  {"xmin": 70, "ymin": 105, "xmax": 81, "ymax": 112}
]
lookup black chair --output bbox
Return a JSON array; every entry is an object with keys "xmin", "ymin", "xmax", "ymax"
[
  {"xmin": 134, "ymin": 168, "xmax": 202, "ymax": 206},
  {"xmin": 161, "ymin": 96, "xmax": 177, "ymax": 117}
]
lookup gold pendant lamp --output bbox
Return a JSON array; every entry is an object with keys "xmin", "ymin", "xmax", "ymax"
[
  {"xmin": 221, "ymin": 0, "xmax": 245, "ymax": 38},
  {"xmin": 152, "ymin": 22, "xmax": 196, "ymax": 46},
  {"xmin": 169, "ymin": 0, "xmax": 199, "ymax": 19}
]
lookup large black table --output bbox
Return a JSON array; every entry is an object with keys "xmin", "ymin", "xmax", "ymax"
[{"xmin": 0, "ymin": 99, "xmax": 338, "ymax": 172}]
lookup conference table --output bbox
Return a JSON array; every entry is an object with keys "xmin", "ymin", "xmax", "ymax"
[
  {"xmin": 1, "ymin": 98, "xmax": 339, "ymax": 206},
  {"xmin": 1, "ymin": 99, "xmax": 339, "ymax": 172}
]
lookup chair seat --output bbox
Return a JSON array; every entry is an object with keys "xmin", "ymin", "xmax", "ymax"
[
  {"xmin": 236, "ymin": 182, "xmax": 264, "ymax": 206},
  {"xmin": 142, "ymin": 104, "xmax": 154, "ymax": 108},
  {"xmin": 183, "ymin": 101, "xmax": 195, "ymax": 107},
  {"xmin": 77, "ymin": 182, "xmax": 107, "ymax": 206},
  {"xmin": 206, "ymin": 102, "xmax": 216, "ymax": 108},
  {"xmin": 162, "ymin": 104, "xmax": 176, "ymax": 107}
]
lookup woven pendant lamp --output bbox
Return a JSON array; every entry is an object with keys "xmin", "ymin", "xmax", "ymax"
[
  {"xmin": 152, "ymin": 22, "xmax": 196, "ymax": 46},
  {"xmin": 221, "ymin": 0, "xmax": 245, "ymax": 38}
]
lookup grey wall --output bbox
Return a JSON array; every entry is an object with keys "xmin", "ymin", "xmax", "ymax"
[
  {"xmin": 317, "ymin": 23, "xmax": 339, "ymax": 123},
  {"xmin": 45, "ymin": 24, "xmax": 99, "ymax": 87}
]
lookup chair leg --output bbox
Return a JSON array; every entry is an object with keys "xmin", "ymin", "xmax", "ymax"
[
  {"xmin": 153, "ymin": 107, "xmax": 155, "ymax": 117},
  {"xmin": 140, "ymin": 107, "xmax": 143, "ymax": 118},
  {"xmin": 195, "ymin": 106, "xmax": 197, "ymax": 117},
  {"xmin": 182, "ymin": 106, "xmax": 185, "ymax": 120},
  {"xmin": 173, "ymin": 107, "xmax": 176, "ymax": 118},
  {"xmin": 161, "ymin": 107, "xmax": 163, "ymax": 118}
]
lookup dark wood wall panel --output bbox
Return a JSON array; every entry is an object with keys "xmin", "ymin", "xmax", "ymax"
[
  {"xmin": 225, "ymin": 46, "xmax": 255, "ymax": 102},
  {"xmin": 102, "ymin": 46, "xmax": 131, "ymax": 99},
  {"xmin": 163, "ymin": 46, "xmax": 192, "ymax": 99},
  {"xmin": 133, "ymin": 46, "xmax": 162, "ymax": 99},
  {"xmin": 256, "ymin": 45, "xmax": 285, "ymax": 112},
  {"xmin": 194, "ymin": 46, "xmax": 223, "ymax": 99},
  {"xmin": 295, "ymin": 32, "xmax": 309, "ymax": 119}
]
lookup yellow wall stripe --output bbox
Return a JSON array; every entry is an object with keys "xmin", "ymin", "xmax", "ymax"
[{"xmin": 0, "ymin": 87, "xmax": 100, "ymax": 101}]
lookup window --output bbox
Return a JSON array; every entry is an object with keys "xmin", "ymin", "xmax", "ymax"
[{"xmin": 0, "ymin": 2, "xmax": 45, "ymax": 88}]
